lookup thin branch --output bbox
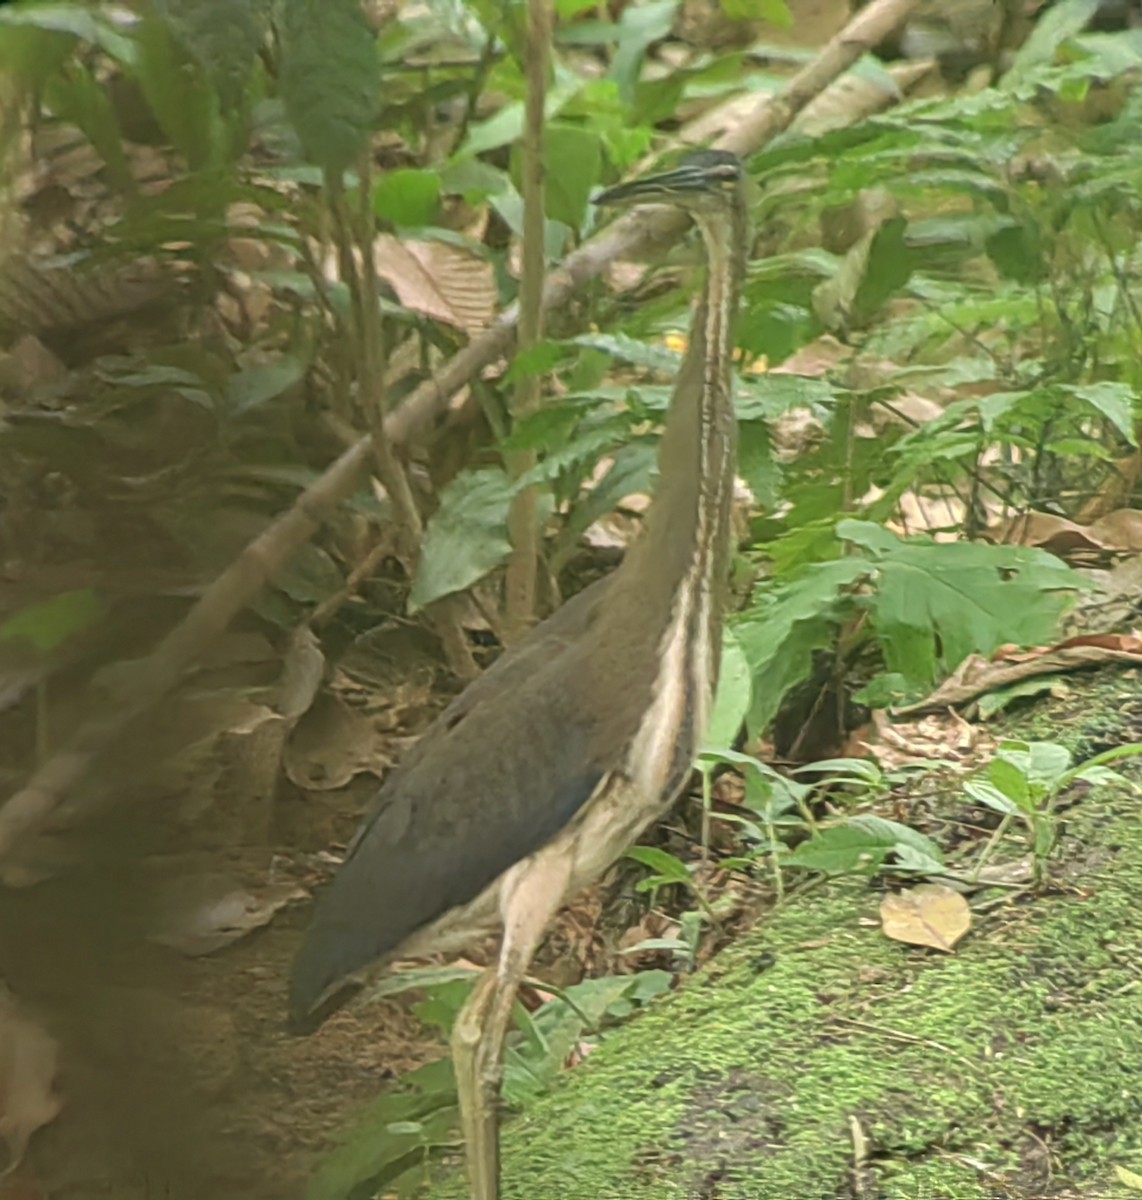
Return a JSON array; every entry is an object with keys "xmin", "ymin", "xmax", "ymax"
[
  {"xmin": 503, "ymin": 0, "xmax": 552, "ymax": 639},
  {"xmin": 0, "ymin": 0, "xmax": 920, "ymax": 861}
]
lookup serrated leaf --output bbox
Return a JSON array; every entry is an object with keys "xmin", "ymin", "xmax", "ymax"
[
  {"xmin": 737, "ymin": 420, "xmax": 780, "ymax": 509},
  {"xmin": 1061, "ymin": 382, "xmax": 1138, "ymax": 445},
  {"xmin": 1003, "ymin": 0, "xmax": 1103, "ymax": 85},
  {"xmin": 409, "ymin": 469, "xmax": 513, "ymax": 612},
  {"xmin": 838, "ymin": 520, "xmax": 1081, "ymax": 688},
  {"xmin": 734, "ymin": 373, "xmax": 836, "ymax": 420},
  {"xmin": 733, "ymin": 558, "xmax": 869, "ymax": 737},
  {"xmin": 280, "ymin": 0, "xmax": 379, "ymax": 174},
  {"xmin": 571, "ymin": 331, "xmax": 682, "ymax": 373}
]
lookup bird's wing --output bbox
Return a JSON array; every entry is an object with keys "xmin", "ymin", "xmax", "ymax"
[{"xmin": 290, "ymin": 577, "xmax": 614, "ymax": 1025}]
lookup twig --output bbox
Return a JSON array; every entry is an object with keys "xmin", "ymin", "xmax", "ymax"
[
  {"xmin": 502, "ymin": 0, "xmax": 551, "ymax": 639},
  {"xmin": 0, "ymin": 0, "xmax": 919, "ymax": 861}
]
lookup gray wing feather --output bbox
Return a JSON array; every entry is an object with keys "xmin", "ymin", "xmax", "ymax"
[{"xmin": 289, "ymin": 579, "xmax": 613, "ymax": 1024}]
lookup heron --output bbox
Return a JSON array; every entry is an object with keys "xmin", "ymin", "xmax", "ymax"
[{"xmin": 289, "ymin": 149, "xmax": 749, "ymax": 1200}]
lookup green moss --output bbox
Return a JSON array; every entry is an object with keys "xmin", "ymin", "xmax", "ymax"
[{"xmin": 403, "ymin": 675, "xmax": 1142, "ymax": 1198}]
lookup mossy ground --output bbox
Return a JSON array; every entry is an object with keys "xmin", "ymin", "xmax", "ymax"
[{"xmin": 421, "ymin": 670, "xmax": 1142, "ymax": 1199}]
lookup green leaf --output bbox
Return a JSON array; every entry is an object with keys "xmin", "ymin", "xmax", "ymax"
[
  {"xmin": 721, "ymin": 0, "xmax": 792, "ymax": 26},
  {"xmin": 373, "ymin": 169, "xmax": 441, "ymax": 228},
  {"xmin": 571, "ymin": 331, "xmax": 682, "ymax": 373},
  {"xmin": 1114, "ymin": 1165, "xmax": 1142, "ymax": 1193},
  {"xmin": 131, "ymin": 11, "xmax": 225, "ymax": 168},
  {"xmin": 986, "ymin": 222, "xmax": 1045, "ymax": 284},
  {"xmin": 737, "ymin": 420, "xmax": 780, "ymax": 509},
  {"xmin": 152, "ymin": 0, "xmax": 268, "ymax": 108},
  {"xmin": 409, "ymin": 469, "xmax": 513, "ymax": 612},
  {"xmin": 705, "ymin": 628, "xmax": 752, "ymax": 749},
  {"xmin": 734, "ymin": 373, "xmax": 836, "ymax": 420},
  {"xmin": 988, "ymin": 755, "xmax": 1032, "ymax": 809},
  {"xmin": 964, "ymin": 779, "xmax": 1017, "ymax": 815},
  {"xmin": 838, "ymin": 521, "xmax": 1082, "ymax": 688},
  {"xmin": 550, "ymin": 441, "xmax": 656, "ymax": 572},
  {"xmin": 624, "ymin": 846, "xmax": 693, "ymax": 885},
  {"xmin": 783, "ymin": 824, "xmax": 891, "ymax": 876},
  {"xmin": 280, "ymin": 0, "xmax": 380, "ymax": 174},
  {"xmin": 0, "ymin": 589, "xmax": 104, "ymax": 653},
  {"xmin": 541, "ymin": 123, "xmax": 602, "ymax": 229},
  {"xmin": 977, "ymin": 676, "xmax": 1065, "ymax": 719},
  {"xmin": 1061, "ymin": 382, "xmax": 1138, "ymax": 445},
  {"xmin": 734, "ymin": 557, "xmax": 869, "ymax": 736},
  {"xmin": 1003, "ymin": 0, "xmax": 1103, "ymax": 86},
  {"xmin": 225, "ymin": 356, "xmax": 306, "ymax": 415},
  {"xmin": 503, "ymin": 340, "xmax": 572, "ymax": 384},
  {"xmin": 853, "ymin": 216, "xmax": 913, "ymax": 325},
  {"xmin": 0, "ymin": 4, "xmax": 133, "ymax": 84},
  {"xmin": 44, "ymin": 62, "xmax": 132, "ymax": 189},
  {"xmin": 784, "ymin": 815, "xmax": 942, "ymax": 877},
  {"xmin": 305, "ymin": 1058, "xmax": 457, "ymax": 1200}
]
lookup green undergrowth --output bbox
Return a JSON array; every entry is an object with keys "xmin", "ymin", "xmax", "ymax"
[{"xmin": 417, "ymin": 673, "xmax": 1142, "ymax": 1200}]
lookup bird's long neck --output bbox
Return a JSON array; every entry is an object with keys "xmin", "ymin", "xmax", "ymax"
[{"xmin": 594, "ymin": 202, "xmax": 746, "ymax": 780}]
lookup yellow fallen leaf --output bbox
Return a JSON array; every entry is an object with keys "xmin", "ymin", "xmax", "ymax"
[
  {"xmin": 880, "ymin": 883, "xmax": 971, "ymax": 953},
  {"xmin": 1115, "ymin": 1165, "xmax": 1142, "ymax": 1192}
]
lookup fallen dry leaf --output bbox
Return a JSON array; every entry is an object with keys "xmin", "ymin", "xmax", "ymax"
[
  {"xmin": 992, "ymin": 508, "xmax": 1142, "ymax": 557},
  {"xmin": 373, "ymin": 235, "xmax": 495, "ymax": 336},
  {"xmin": 897, "ymin": 634, "xmax": 1142, "ymax": 714},
  {"xmin": 0, "ymin": 986, "xmax": 61, "ymax": 1175},
  {"xmin": 880, "ymin": 883, "xmax": 971, "ymax": 953},
  {"xmin": 147, "ymin": 866, "xmax": 305, "ymax": 957},
  {"xmin": 284, "ymin": 692, "xmax": 391, "ymax": 791},
  {"xmin": 1089, "ymin": 509, "xmax": 1142, "ymax": 553}
]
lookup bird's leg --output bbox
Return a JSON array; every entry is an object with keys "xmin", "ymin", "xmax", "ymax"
[{"xmin": 451, "ymin": 848, "xmax": 573, "ymax": 1200}]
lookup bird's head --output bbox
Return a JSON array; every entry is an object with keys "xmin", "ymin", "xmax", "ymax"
[{"xmin": 593, "ymin": 149, "xmax": 745, "ymax": 216}]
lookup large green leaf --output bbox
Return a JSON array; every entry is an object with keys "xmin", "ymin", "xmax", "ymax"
[
  {"xmin": 131, "ymin": 11, "xmax": 224, "ymax": 169},
  {"xmin": 152, "ymin": 0, "xmax": 268, "ymax": 107},
  {"xmin": 542, "ymin": 123, "xmax": 602, "ymax": 229},
  {"xmin": 784, "ymin": 815, "xmax": 944, "ymax": 877},
  {"xmin": 409, "ymin": 469, "xmax": 514, "ymax": 612},
  {"xmin": 705, "ymin": 628, "xmax": 752, "ymax": 749},
  {"xmin": 838, "ymin": 520, "xmax": 1083, "ymax": 688},
  {"xmin": 733, "ymin": 558, "xmax": 869, "ymax": 737},
  {"xmin": 280, "ymin": 0, "xmax": 380, "ymax": 174},
  {"xmin": 1062, "ymin": 382, "xmax": 1138, "ymax": 446}
]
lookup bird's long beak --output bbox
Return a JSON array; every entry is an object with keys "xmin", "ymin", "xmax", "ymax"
[{"xmin": 593, "ymin": 162, "xmax": 715, "ymax": 209}]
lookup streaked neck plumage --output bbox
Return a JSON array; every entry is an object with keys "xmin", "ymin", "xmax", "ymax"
[{"xmin": 595, "ymin": 194, "xmax": 748, "ymax": 768}]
